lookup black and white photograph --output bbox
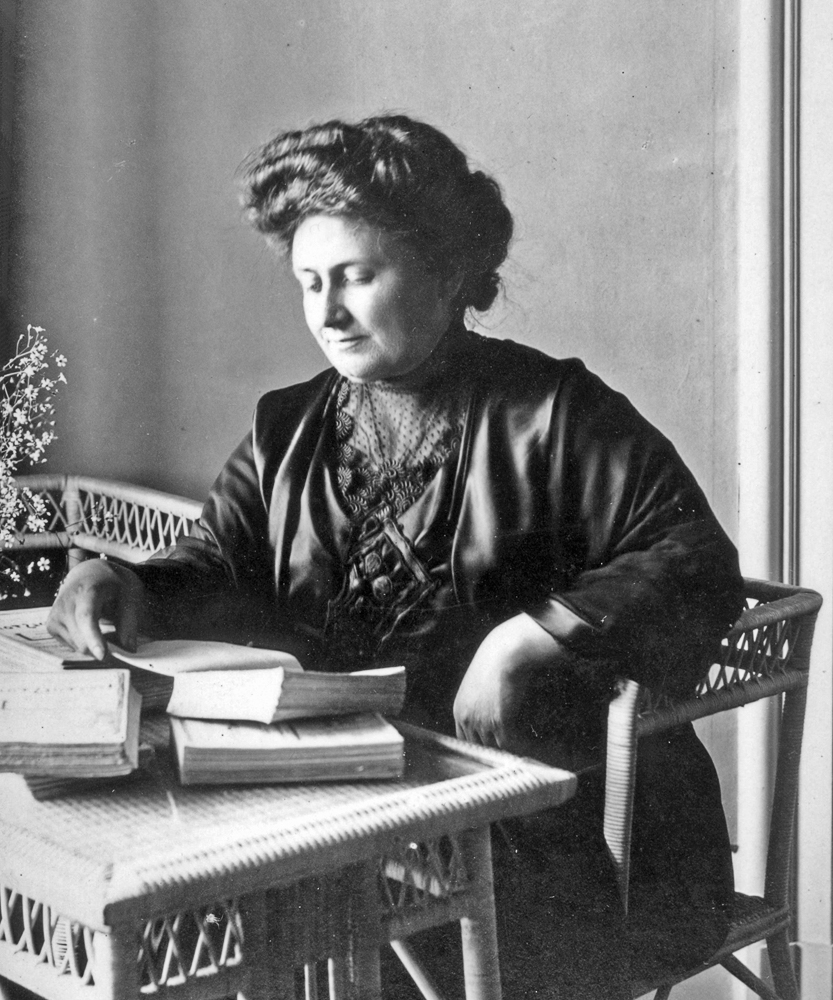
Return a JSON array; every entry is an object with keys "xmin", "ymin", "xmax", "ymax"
[{"xmin": 0, "ymin": 3, "xmax": 831, "ymax": 999}]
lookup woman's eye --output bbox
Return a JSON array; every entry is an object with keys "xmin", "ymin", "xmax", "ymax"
[{"xmin": 344, "ymin": 272, "xmax": 373, "ymax": 285}]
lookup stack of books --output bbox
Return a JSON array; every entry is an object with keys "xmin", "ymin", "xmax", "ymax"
[
  {"xmin": 0, "ymin": 608, "xmax": 406, "ymax": 786},
  {"xmin": 0, "ymin": 668, "xmax": 141, "ymax": 778}
]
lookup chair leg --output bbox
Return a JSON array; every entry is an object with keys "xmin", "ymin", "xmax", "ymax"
[
  {"xmin": 720, "ymin": 955, "xmax": 782, "ymax": 1000},
  {"xmin": 390, "ymin": 940, "xmax": 447, "ymax": 1000},
  {"xmin": 457, "ymin": 827, "xmax": 501, "ymax": 1000},
  {"xmin": 652, "ymin": 985, "xmax": 673, "ymax": 1000},
  {"xmin": 766, "ymin": 931, "xmax": 800, "ymax": 1000}
]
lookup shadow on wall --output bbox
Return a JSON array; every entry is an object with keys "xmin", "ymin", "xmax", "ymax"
[{"xmin": 11, "ymin": 0, "xmax": 738, "ymax": 536}]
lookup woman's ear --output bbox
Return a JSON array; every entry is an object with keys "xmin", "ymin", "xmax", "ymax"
[{"xmin": 440, "ymin": 269, "xmax": 466, "ymax": 308}]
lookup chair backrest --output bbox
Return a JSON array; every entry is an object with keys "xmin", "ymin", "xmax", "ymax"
[
  {"xmin": 12, "ymin": 473, "xmax": 203, "ymax": 564},
  {"xmin": 604, "ymin": 578, "xmax": 823, "ymax": 914}
]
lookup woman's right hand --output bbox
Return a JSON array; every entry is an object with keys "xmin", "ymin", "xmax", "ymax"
[{"xmin": 46, "ymin": 559, "xmax": 147, "ymax": 660}]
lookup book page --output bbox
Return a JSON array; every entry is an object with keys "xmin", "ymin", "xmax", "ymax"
[
  {"xmin": 0, "ymin": 608, "xmax": 109, "ymax": 666},
  {"xmin": 167, "ymin": 667, "xmax": 286, "ymax": 723},
  {"xmin": 109, "ymin": 639, "xmax": 304, "ymax": 675},
  {"xmin": 175, "ymin": 712, "xmax": 401, "ymax": 751}
]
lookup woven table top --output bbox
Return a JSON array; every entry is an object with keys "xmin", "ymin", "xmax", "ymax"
[{"xmin": 0, "ymin": 716, "xmax": 575, "ymax": 930}]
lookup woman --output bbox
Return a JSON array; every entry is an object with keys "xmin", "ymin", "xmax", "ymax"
[{"xmin": 48, "ymin": 115, "xmax": 742, "ymax": 998}]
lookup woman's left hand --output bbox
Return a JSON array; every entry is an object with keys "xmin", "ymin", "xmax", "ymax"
[{"xmin": 453, "ymin": 613, "xmax": 567, "ymax": 752}]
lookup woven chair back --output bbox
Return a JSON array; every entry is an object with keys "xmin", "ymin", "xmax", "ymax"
[{"xmin": 12, "ymin": 473, "xmax": 203, "ymax": 564}]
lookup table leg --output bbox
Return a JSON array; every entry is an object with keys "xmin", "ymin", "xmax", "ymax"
[
  {"xmin": 305, "ymin": 962, "xmax": 319, "ymax": 999},
  {"xmin": 389, "ymin": 940, "xmax": 445, "ymax": 1000},
  {"xmin": 327, "ymin": 955, "xmax": 349, "ymax": 998},
  {"xmin": 92, "ymin": 921, "xmax": 139, "ymax": 999},
  {"xmin": 458, "ymin": 827, "xmax": 501, "ymax": 1000},
  {"xmin": 343, "ymin": 861, "xmax": 382, "ymax": 1000},
  {"xmin": 239, "ymin": 892, "xmax": 289, "ymax": 1000}
]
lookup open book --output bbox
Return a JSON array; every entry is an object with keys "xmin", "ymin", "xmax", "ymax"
[
  {"xmin": 0, "ymin": 609, "xmax": 301, "ymax": 675},
  {"xmin": 0, "ymin": 668, "xmax": 141, "ymax": 777},
  {"xmin": 0, "ymin": 609, "xmax": 406, "ymax": 721},
  {"xmin": 0, "ymin": 614, "xmax": 173, "ymax": 710},
  {"xmin": 170, "ymin": 712, "xmax": 405, "ymax": 785}
]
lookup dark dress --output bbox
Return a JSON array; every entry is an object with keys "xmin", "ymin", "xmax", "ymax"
[{"xmin": 135, "ymin": 330, "xmax": 742, "ymax": 997}]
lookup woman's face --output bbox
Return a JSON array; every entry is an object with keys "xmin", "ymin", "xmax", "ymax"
[{"xmin": 291, "ymin": 214, "xmax": 458, "ymax": 382}]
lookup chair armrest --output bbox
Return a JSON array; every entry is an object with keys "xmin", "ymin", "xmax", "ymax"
[
  {"xmin": 11, "ymin": 474, "xmax": 203, "ymax": 560},
  {"xmin": 603, "ymin": 679, "xmax": 640, "ymax": 915},
  {"xmin": 602, "ymin": 578, "xmax": 822, "ymax": 915}
]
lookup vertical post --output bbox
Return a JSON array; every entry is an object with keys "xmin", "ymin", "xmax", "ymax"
[
  {"xmin": 0, "ymin": 0, "xmax": 15, "ymax": 356},
  {"xmin": 458, "ymin": 827, "xmax": 501, "ymax": 1000},
  {"xmin": 91, "ymin": 922, "xmax": 139, "ymax": 999},
  {"xmin": 62, "ymin": 478, "xmax": 86, "ymax": 570},
  {"xmin": 345, "ymin": 861, "xmax": 382, "ymax": 1000},
  {"xmin": 735, "ymin": 9, "xmax": 786, "ymax": 997},
  {"xmin": 326, "ymin": 956, "xmax": 350, "ymax": 999},
  {"xmin": 794, "ymin": 0, "xmax": 833, "ymax": 994},
  {"xmin": 238, "ymin": 892, "xmax": 286, "ymax": 1000}
]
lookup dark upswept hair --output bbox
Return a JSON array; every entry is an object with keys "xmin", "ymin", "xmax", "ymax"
[{"xmin": 239, "ymin": 114, "xmax": 514, "ymax": 314}]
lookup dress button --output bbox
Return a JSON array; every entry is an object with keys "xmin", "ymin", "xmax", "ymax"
[
  {"xmin": 364, "ymin": 552, "xmax": 383, "ymax": 576},
  {"xmin": 372, "ymin": 575, "xmax": 393, "ymax": 601}
]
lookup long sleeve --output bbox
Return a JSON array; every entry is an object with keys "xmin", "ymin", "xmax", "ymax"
[
  {"xmin": 526, "ymin": 363, "xmax": 743, "ymax": 695},
  {"xmin": 130, "ymin": 433, "xmax": 280, "ymax": 644},
  {"xmin": 130, "ymin": 370, "xmax": 337, "ymax": 657}
]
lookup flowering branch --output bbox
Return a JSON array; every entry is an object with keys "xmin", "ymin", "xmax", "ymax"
[{"xmin": 1, "ymin": 325, "xmax": 68, "ymax": 599}]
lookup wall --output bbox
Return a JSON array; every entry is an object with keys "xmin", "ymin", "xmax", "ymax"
[
  {"xmin": 10, "ymin": 6, "xmax": 745, "ymax": 998},
  {"xmin": 12, "ymin": 0, "xmax": 740, "ymax": 541}
]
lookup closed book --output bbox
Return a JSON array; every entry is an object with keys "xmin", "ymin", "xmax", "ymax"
[
  {"xmin": 170, "ymin": 712, "xmax": 405, "ymax": 785},
  {"xmin": 0, "ymin": 668, "xmax": 141, "ymax": 777},
  {"xmin": 166, "ymin": 665, "xmax": 406, "ymax": 723}
]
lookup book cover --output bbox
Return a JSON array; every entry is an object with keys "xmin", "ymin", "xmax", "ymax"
[{"xmin": 171, "ymin": 712, "xmax": 405, "ymax": 785}]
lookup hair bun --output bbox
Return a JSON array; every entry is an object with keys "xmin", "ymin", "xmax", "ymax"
[{"xmin": 240, "ymin": 114, "xmax": 513, "ymax": 316}]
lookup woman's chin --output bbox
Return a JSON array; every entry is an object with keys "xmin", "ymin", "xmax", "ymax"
[{"xmin": 332, "ymin": 358, "xmax": 403, "ymax": 383}]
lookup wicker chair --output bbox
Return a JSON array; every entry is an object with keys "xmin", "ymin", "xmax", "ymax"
[
  {"xmin": 603, "ymin": 578, "xmax": 823, "ymax": 1000},
  {"xmin": 10, "ymin": 473, "xmax": 203, "ymax": 565},
  {"xmin": 9, "ymin": 480, "xmax": 824, "ymax": 998}
]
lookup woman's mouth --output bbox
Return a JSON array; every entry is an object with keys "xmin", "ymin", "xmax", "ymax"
[{"xmin": 326, "ymin": 335, "xmax": 364, "ymax": 347}]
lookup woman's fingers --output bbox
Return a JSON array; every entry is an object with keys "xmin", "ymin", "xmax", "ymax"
[
  {"xmin": 455, "ymin": 715, "xmax": 503, "ymax": 749},
  {"xmin": 454, "ymin": 614, "xmax": 566, "ymax": 754},
  {"xmin": 47, "ymin": 560, "xmax": 145, "ymax": 659},
  {"xmin": 48, "ymin": 569, "xmax": 112, "ymax": 658},
  {"xmin": 479, "ymin": 728, "xmax": 502, "ymax": 750},
  {"xmin": 67, "ymin": 581, "xmax": 111, "ymax": 659}
]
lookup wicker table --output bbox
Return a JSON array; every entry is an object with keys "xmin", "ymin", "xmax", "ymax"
[{"xmin": 0, "ymin": 716, "xmax": 575, "ymax": 1000}]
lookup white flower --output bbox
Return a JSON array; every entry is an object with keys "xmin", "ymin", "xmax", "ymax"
[{"xmin": 1, "ymin": 325, "xmax": 67, "ymax": 599}]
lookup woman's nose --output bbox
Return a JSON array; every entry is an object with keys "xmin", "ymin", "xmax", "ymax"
[{"xmin": 322, "ymin": 288, "xmax": 350, "ymax": 329}]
